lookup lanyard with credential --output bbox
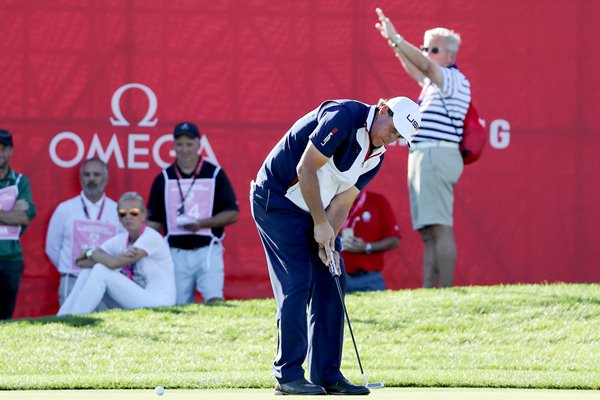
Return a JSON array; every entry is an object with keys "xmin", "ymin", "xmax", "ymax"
[
  {"xmin": 174, "ymin": 159, "xmax": 204, "ymax": 215},
  {"xmin": 80, "ymin": 195, "xmax": 106, "ymax": 221}
]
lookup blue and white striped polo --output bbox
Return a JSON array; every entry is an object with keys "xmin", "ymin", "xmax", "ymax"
[{"xmin": 415, "ymin": 66, "xmax": 471, "ymax": 143}]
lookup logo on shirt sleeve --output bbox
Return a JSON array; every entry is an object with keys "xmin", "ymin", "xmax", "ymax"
[{"xmin": 320, "ymin": 127, "xmax": 339, "ymax": 146}]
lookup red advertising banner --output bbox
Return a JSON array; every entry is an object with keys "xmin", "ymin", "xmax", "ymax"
[{"xmin": 1, "ymin": 0, "xmax": 598, "ymax": 318}]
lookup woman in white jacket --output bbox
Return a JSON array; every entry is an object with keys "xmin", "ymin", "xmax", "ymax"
[{"xmin": 58, "ymin": 192, "xmax": 176, "ymax": 315}]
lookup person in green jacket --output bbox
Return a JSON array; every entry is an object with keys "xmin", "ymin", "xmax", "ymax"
[{"xmin": 0, "ymin": 129, "xmax": 36, "ymax": 320}]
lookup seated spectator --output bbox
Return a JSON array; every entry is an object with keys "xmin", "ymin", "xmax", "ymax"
[
  {"xmin": 341, "ymin": 191, "xmax": 400, "ymax": 292},
  {"xmin": 57, "ymin": 192, "xmax": 176, "ymax": 316}
]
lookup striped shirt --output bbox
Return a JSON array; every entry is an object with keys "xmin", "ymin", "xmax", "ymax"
[{"xmin": 415, "ymin": 66, "xmax": 471, "ymax": 143}]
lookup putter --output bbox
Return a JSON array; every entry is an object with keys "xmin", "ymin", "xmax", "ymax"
[{"xmin": 325, "ymin": 247, "xmax": 385, "ymax": 389}]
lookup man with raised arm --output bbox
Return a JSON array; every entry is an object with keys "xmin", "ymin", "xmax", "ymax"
[{"xmin": 375, "ymin": 8, "xmax": 471, "ymax": 288}]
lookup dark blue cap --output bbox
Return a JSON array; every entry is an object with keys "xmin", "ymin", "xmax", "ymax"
[
  {"xmin": 0, "ymin": 129, "xmax": 13, "ymax": 147},
  {"xmin": 173, "ymin": 122, "xmax": 200, "ymax": 139}
]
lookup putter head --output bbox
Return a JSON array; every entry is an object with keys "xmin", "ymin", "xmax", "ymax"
[{"xmin": 362, "ymin": 374, "xmax": 384, "ymax": 389}]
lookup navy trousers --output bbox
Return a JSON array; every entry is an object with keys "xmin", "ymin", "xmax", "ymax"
[{"xmin": 251, "ymin": 186, "xmax": 346, "ymax": 385}]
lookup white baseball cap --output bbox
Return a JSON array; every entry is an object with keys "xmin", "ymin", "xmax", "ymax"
[{"xmin": 385, "ymin": 96, "xmax": 421, "ymax": 145}]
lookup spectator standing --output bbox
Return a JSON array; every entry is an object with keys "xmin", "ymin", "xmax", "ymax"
[
  {"xmin": 0, "ymin": 129, "xmax": 36, "ymax": 320},
  {"xmin": 375, "ymin": 8, "xmax": 471, "ymax": 287},
  {"xmin": 147, "ymin": 122, "xmax": 239, "ymax": 304}
]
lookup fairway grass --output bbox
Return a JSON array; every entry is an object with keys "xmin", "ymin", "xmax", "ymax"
[
  {"xmin": 1, "ymin": 388, "xmax": 600, "ymax": 400},
  {"xmin": 1, "ymin": 284, "xmax": 599, "ymax": 390}
]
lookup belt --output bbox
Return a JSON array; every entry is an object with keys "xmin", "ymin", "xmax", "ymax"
[
  {"xmin": 172, "ymin": 244, "xmax": 210, "ymax": 251},
  {"xmin": 60, "ymin": 273, "xmax": 78, "ymax": 278},
  {"xmin": 348, "ymin": 269, "xmax": 371, "ymax": 277},
  {"xmin": 410, "ymin": 141, "xmax": 459, "ymax": 151}
]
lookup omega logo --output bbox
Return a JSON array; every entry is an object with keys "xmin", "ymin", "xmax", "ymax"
[
  {"xmin": 48, "ymin": 83, "xmax": 218, "ymax": 169},
  {"xmin": 109, "ymin": 83, "xmax": 158, "ymax": 127}
]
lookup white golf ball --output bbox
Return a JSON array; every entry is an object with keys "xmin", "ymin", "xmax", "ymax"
[{"xmin": 155, "ymin": 386, "xmax": 165, "ymax": 396}]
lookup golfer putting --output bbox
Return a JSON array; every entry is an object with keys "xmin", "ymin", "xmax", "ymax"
[{"xmin": 250, "ymin": 97, "xmax": 421, "ymax": 395}]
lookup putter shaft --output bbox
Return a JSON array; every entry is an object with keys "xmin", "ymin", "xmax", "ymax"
[{"xmin": 326, "ymin": 246, "xmax": 383, "ymax": 388}]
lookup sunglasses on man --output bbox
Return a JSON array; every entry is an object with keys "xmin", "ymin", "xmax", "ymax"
[
  {"xmin": 420, "ymin": 46, "xmax": 441, "ymax": 54},
  {"xmin": 118, "ymin": 208, "xmax": 142, "ymax": 217}
]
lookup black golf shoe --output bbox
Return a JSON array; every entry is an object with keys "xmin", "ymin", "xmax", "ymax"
[
  {"xmin": 322, "ymin": 378, "xmax": 370, "ymax": 395},
  {"xmin": 274, "ymin": 378, "xmax": 327, "ymax": 395}
]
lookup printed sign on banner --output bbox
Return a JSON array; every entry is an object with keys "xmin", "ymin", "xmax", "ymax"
[{"xmin": 165, "ymin": 179, "xmax": 215, "ymax": 236}]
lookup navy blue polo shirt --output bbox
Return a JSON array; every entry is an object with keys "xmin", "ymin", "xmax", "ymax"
[
  {"xmin": 147, "ymin": 161, "xmax": 238, "ymax": 249},
  {"xmin": 256, "ymin": 99, "xmax": 386, "ymax": 211}
]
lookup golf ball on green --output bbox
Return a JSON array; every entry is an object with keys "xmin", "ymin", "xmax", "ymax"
[{"xmin": 155, "ymin": 386, "xmax": 165, "ymax": 396}]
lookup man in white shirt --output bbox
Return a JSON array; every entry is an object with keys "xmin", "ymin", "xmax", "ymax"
[{"xmin": 45, "ymin": 158, "xmax": 123, "ymax": 305}]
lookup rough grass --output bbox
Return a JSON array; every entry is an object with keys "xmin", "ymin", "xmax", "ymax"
[{"xmin": 1, "ymin": 284, "xmax": 599, "ymax": 390}]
